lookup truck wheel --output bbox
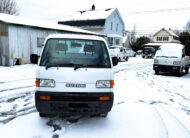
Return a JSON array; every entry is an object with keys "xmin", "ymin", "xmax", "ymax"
[
  {"xmin": 39, "ymin": 113, "xmax": 46, "ymax": 117},
  {"xmin": 155, "ymin": 70, "xmax": 159, "ymax": 75},
  {"xmin": 177, "ymin": 68, "xmax": 183, "ymax": 77},
  {"xmin": 185, "ymin": 66, "xmax": 189, "ymax": 74},
  {"xmin": 125, "ymin": 57, "xmax": 128, "ymax": 61}
]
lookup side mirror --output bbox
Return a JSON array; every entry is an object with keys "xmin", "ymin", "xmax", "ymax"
[
  {"xmin": 31, "ymin": 54, "xmax": 39, "ymax": 64},
  {"xmin": 112, "ymin": 57, "xmax": 118, "ymax": 66}
]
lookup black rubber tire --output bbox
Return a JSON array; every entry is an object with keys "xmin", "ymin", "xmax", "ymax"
[
  {"xmin": 185, "ymin": 66, "xmax": 189, "ymax": 74},
  {"xmin": 177, "ymin": 68, "xmax": 183, "ymax": 77},
  {"xmin": 39, "ymin": 113, "xmax": 46, "ymax": 117},
  {"xmin": 155, "ymin": 70, "xmax": 159, "ymax": 75},
  {"xmin": 125, "ymin": 57, "xmax": 128, "ymax": 61}
]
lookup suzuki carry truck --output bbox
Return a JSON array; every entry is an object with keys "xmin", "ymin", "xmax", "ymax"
[{"xmin": 34, "ymin": 34, "xmax": 117, "ymax": 117}]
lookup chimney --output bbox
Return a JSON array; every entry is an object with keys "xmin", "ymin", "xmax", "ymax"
[{"xmin": 92, "ymin": 4, "xmax": 95, "ymax": 10}]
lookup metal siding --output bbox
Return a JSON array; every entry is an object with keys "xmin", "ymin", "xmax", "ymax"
[
  {"xmin": 104, "ymin": 11, "xmax": 124, "ymax": 46},
  {"xmin": 8, "ymin": 25, "xmax": 60, "ymax": 65},
  {"xmin": 0, "ymin": 22, "xmax": 9, "ymax": 66}
]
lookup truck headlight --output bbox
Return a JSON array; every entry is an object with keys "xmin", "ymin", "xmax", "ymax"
[
  {"xmin": 173, "ymin": 61, "xmax": 181, "ymax": 66},
  {"xmin": 36, "ymin": 79, "xmax": 55, "ymax": 87},
  {"xmin": 154, "ymin": 59, "xmax": 159, "ymax": 64},
  {"xmin": 96, "ymin": 80, "xmax": 114, "ymax": 88}
]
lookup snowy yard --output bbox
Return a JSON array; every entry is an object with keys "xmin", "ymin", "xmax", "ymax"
[{"xmin": 0, "ymin": 57, "xmax": 190, "ymax": 138}]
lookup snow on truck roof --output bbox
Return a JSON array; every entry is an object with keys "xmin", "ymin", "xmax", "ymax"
[
  {"xmin": 155, "ymin": 43, "xmax": 184, "ymax": 58},
  {"xmin": 46, "ymin": 34, "xmax": 106, "ymax": 42},
  {"xmin": 0, "ymin": 13, "xmax": 100, "ymax": 35}
]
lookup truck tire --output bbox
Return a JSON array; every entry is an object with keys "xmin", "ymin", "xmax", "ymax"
[
  {"xmin": 39, "ymin": 113, "xmax": 46, "ymax": 117},
  {"xmin": 185, "ymin": 66, "xmax": 189, "ymax": 74},
  {"xmin": 155, "ymin": 70, "xmax": 159, "ymax": 75},
  {"xmin": 125, "ymin": 57, "xmax": 128, "ymax": 61},
  {"xmin": 177, "ymin": 68, "xmax": 183, "ymax": 77}
]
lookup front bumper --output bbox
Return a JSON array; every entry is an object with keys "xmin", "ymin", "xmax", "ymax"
[
  {"xmin": 153, "ymin": 64, "xmax": 180, "ymax": 73},
  {"xmin": 35, "ymin": 91, "xmax": 114, "ymax": 116}
]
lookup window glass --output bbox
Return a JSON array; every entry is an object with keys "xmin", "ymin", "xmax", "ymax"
[{"xmin": 40, "ymin": 39, "xmax": 111, "ymax": 68}]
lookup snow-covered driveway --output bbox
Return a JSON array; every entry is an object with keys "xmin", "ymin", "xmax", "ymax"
[{"xmin": 0, "ymin": 57, "xmax": 190, "ymax": 138}]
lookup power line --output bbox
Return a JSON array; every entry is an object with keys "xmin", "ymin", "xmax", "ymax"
[{"xmin": 122, "ymin": 7, "xmax": 190, "ymax": 15}]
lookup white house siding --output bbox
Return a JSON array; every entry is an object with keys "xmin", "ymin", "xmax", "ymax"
[
  {"xmin": 104, "ymin": 10, "xmax": 124, "ymax": 46},
  {"xmin": 0, "ymin": 22, "xmax": 9, "ymax": 66},
  {"xmin": 152, "ymin": 30, "xmax": 173, "ymax": 43},
  {"xmin": 8, "ymin": 25, "xmax": 61, "ymax": 65}
]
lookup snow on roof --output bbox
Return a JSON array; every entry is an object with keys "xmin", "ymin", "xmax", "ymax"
[
  {"xmin": 60, "ymin": 8, "xmax": 115, "ymax": 22},
  {"xmin": 107, "ymin": 34, "xmax": 123, "ymax": 38},
  {"xmin": 155, "ymin": 43, "xmax": 184, "ymax": 58},
  {"xmin": 154, "ymin": 28, "xmax": 178, "ymax": 37},
  {"xmin": 167, "ymin": 29, "xmax": 178, "ymax": 37},
  {"xmin": 46, "ymin": 34, "xmax": 106, "ymax": 42},
  {"xmin": 0, "ymin": 13, "xmax": 100, "ymax": 35}
]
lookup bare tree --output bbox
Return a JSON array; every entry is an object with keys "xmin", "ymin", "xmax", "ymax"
[
  {"xmin": 127, "ymin": 25, "xmax": 136, "ymax": 48},
  {"xmin": 185, "ymin": 20, "xmax": 190, "ymax": 33},
  {"xmin": 0, "ymin": 0, "xmax": 19, "ymax": 15}
]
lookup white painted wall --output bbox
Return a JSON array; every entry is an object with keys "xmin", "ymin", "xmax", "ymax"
[
  {"xmin": 104, "ymin": 9, "xmax": 125, "ymax": 46},
  {"xmin": 8, "ymin": 25, "xmax": 60, "ymax": 65}
]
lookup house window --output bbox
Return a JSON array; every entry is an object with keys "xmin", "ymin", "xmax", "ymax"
[
  {"xmin": 163, "ymin": 37, "xmax": 169, "ymax": 41},
  {"xmin": 37, "ymin": 37, "xmax": 45, "ymax": 47},
  {"xmin": 156, "ymin": 36, "xmax": 162, "ymax": 41},
  {"xmin": 111, "ymin": 22, "xmax": 113, "ymax": 30},
  {"xmin": 116, "ymin": 39, "xmax": 120, "ymax": 45},
  {"xmin": 108, "ymin": 37, "xmax": 113, "ymax": 45},
  {"xmin": 116, "ymin": 24, "xmax": 118, "ymax": 32}
]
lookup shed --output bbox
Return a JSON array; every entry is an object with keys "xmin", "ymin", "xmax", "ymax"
[{"xmin": 0, "ymin": 13, "xmax": 99, "ymax": 66}]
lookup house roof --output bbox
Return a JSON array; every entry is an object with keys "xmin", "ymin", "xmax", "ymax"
[
  {"xmin": 153, "ymin": 28, "xmax": 178, "ymax": 38},
  {"xmin": 58, "ymin": 8, "xmax": 116, "ymax": 27},
  {"xmin": 0, "ymin": 13, "xmax": 100, "ymax": 36},
  {"xmin": 60, "ymin": 8, "xmax": 115, "ymax": 22}
]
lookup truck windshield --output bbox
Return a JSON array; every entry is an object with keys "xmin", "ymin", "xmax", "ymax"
[{"xmin": 40, "ymin": 39, "xmax": 111, "ymax": 68}]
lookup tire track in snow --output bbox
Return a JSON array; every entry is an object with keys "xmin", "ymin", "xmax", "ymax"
[
  {"xmin": 0, "ymin": 78, "xmax": 35, "ymax": 84},
  {"xmin": 114, "ymin": 61, "xmax": 153, "ymax": 74},
  {"xmin": 156, "ymin": 105, "xmax": 190, "ymax": 138},
  {"xmin": 0, "ymin": 85, "xmax": 35, "ymax": 93},
  {"xmin": 114, "ymin": 59, "xmax": 190, "ymax": 137}
]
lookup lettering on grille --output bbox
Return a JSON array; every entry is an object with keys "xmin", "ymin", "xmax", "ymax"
[{"xmin": 66, "ymin": 83, "xmax": 86, "ymax": 88}]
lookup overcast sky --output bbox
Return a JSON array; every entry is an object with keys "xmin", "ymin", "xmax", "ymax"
[{"xmin": 15, "ymin": 0, "xmax": 190, "ymax": 32}]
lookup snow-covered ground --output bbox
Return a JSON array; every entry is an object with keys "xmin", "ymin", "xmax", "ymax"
[{"xmin": 0, "ymin": 57, "xmax": 190, "ymax": 138}]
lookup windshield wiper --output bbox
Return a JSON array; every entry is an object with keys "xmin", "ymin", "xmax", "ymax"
[
  {"xmin": 170, "ymin": 56, "xmax": 178, "ymax": 58},
  {"xmin": 74, "ymin": 64, "xmax": 87, "ymax": 70},
  {"xmin": 86, "ymin": 64, "xmax": 108, "ymax": 68},
  {"xmin": 157, "ymin": 56, "xmax": 169, "ymax": 58},
  {"xmin": 45, "ymin": 63, "xmax": 75, "ymax": 70}
]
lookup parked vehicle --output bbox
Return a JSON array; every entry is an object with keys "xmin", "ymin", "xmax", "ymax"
[
  {"xmin": 142, "ymin": 47, "xmax": 156, "ymax": 58},
  {"xmin": 153, "ymin": 43, "xmax": 190, "ymax": 76},
  {"xmin": 126, "ymin": 48, "xmax": 136, "ymax": 57},
  {"xmin": 109, "ymin": 46, "xmax": 129, "ymax": 61},
  {"xmin": 33, "ymin": 34, "xmax": 118, "ymax": 117}
]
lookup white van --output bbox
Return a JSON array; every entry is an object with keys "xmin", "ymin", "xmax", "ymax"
[
  {"xmin": 153, "ymin": 43, "xmax": 190, "ymax": 76},
  {"xmin": 34, "ymin": 34, "xmax": 117, "ymax": 117}
]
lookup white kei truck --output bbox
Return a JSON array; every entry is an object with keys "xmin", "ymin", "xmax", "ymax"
[
  {"xmin": 33, "ymin": 34, "xmax": 118, "ymax": 117},
  {"xmin": 153, "ymin": 43, "xmax": 190, "ymax": 76}
]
